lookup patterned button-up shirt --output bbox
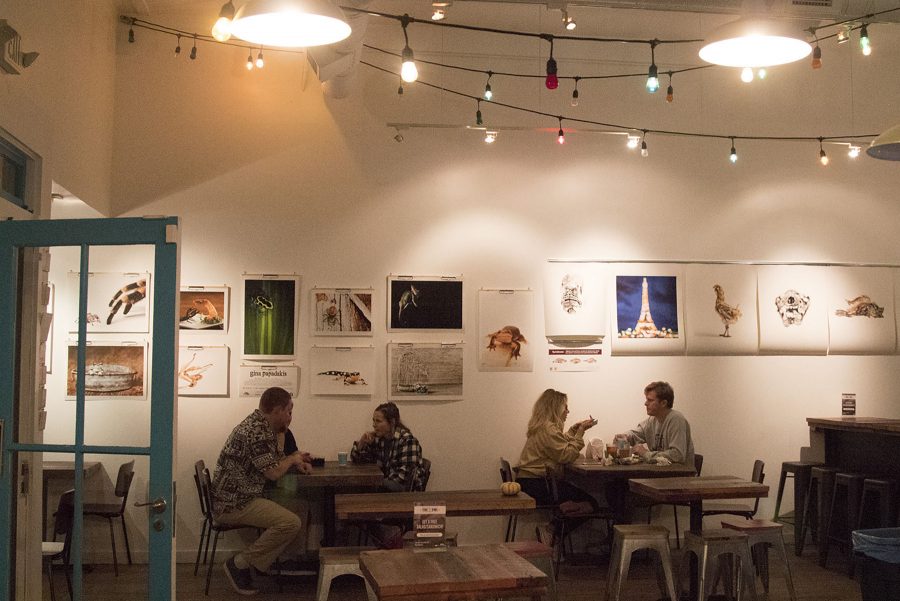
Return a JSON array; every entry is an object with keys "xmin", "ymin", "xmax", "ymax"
[
  {"xmin": 350, "ymin": 426, "xmax": 425, "ymax": 491},
  {"xmin": 211, "ymin": 409, "xmax": 282, "ymax": 516}
]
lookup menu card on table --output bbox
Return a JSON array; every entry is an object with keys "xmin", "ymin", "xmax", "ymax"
[{"xmin": 413, "ymin": 502, "xmax": 446, "ymax": 548}]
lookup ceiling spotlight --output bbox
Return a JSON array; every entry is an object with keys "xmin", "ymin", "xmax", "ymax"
[
  {"xmin": 837, "ymin": 25, "xmax": 851, "ymax": 44},
  {"xmin": 699, "ymin": 17, "xmax": 811, "ymax": 68},
  {"xmin": 228, "ymin": 0, "xmax": 351, "ymax": 48},
  {"xmin": 562, "ymin": 10, "xmax": 576, "ymax": 31},
  {"xmin": 484, "ymin": 131, "xmax": 498, "ymax": 144},
  {"xmin": 431, "ymin": 9, "xmax": 445, "ymax": 20},
  {"xmin": 740, "ymin": 67, "xmax": 754, "ymax": 83},
  {"xmin": 393, "ymin": 132, "xmax": 404, "ymax": 143},
  {"xmin": 626, "ymin": 134, "xmax": 640, "ymax": 149},
  {"xmin": 848, "ymin": 145, "xmax": 861, "ymax": 159}
]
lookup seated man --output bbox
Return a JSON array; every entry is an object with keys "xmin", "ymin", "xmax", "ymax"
[
  {"xmin": 211, "ymin": 386, "xmax": 312, "ymax": 595},
  {"xmin": 618, "ymin": 381, "xmax": 694, "ymax": 466}
]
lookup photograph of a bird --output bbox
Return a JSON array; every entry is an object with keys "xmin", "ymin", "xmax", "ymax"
[{"xmin": 713, "ymin": 284, "xmax": 742, "ymax": 337}]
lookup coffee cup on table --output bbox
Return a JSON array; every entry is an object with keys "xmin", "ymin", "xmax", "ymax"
[{"xmin": 337, "ymin": 451, "xmax": 348, "ymax": 466}]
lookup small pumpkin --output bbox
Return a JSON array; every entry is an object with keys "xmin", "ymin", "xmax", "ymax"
[{"xmin": 500, "ymin": 481, "xmax": 521, "ymax": 496}]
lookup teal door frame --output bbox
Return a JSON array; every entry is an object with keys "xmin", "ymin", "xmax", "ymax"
[{"xmin": 0, "ymin": 217, "xmax": 179, "ymax": 601}]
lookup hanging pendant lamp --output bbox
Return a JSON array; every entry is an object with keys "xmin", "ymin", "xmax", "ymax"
[
  {"xmin": 867, "ymin": 124, "xmax": 900, "ymax": 161},
  {"xmin": 229, "ymin": 0, "xmax": 351, "ymax": 48},
  {"xmin": 699, "ymin": 17, "xmax": 811, "ymax": 67}
]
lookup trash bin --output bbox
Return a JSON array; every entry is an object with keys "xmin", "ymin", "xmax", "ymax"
[{"xmin": 853, "ymin": 528, "xmax": 900, "ymax": 601}]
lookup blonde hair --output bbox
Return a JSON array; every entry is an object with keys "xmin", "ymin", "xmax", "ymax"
[{"xmin": 526, "ymin": 388, "xmax": 568, "ymax": 437}]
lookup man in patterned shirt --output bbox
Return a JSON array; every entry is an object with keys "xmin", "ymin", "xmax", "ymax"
[{"xmin": 212, "ymin": 387, "xmax": 311, "ymax": 595}]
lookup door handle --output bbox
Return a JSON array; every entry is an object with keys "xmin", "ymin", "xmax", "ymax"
[{"xmin": 135, "ymin": 497, "xmax": 167, "ymax": 514}]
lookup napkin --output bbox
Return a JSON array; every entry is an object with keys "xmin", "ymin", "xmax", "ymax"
[
  {"xmin": 588, "ymin": 438, "xmax": 605, "ymax": 461},
  {"xmin": 654, "ymin": 456, "xmax": 672, "ymax": 466}
]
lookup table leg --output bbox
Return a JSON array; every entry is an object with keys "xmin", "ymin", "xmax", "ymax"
[
  {"xmin": 793, "ymin": 467, "xmax": 810, "ymax": 553},
  {"xmin": 686, "ymin": 501, "xmax": 703, "ymax": 601},
  {"xmin": 323, "ymin": 486, "xmax": 336, "ymax": 547}
]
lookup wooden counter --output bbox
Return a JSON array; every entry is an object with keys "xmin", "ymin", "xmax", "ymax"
[{"xmin": 807, "ymin": 417, "xmax": 900, "ymax": 478}]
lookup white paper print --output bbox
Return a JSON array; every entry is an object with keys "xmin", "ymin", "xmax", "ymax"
[
  {"xmin": 309, "ymin": 346, "xmax": 375, "ymax": 396},
  {"xmin": 757, "ymin": 266, "xmax": 828, "ymax": 354},
  {"xmin": 685, "ymin": 264, "xmax": 759, "ymax": 355},
  {"xmin": 479, "ymin": 290, "xmax": 534, "ymax": 372}
]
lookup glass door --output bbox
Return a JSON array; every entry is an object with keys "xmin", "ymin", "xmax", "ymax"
[{"xmin": 0, "ymin": 217, "xmax": 178, "ymax": 601}]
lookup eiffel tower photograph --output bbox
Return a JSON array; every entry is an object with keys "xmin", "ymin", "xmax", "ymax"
[{"xmin": 616, "ymin": 275, "xmax": 679, "ymax": 338}]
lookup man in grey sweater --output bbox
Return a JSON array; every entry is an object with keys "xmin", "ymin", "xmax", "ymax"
[{"xmin": 620, "ymin": 381, "xmax": 695, "ymax": 466}]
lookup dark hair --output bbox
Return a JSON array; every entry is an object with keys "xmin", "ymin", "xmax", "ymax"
[
  {"xmin": 375, "ymin": 402, "xmax": 407, "ymax": 430},
  {"xmin": 644, "ymin": 381, "xmax": 675, "ymax": 408},
  {"xmin": 259, "ymin": 387, "xmax": 292, "ymax": 413}
]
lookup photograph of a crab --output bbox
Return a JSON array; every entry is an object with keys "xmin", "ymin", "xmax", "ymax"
[
  {"xmin": 311, "ymin": 288, "xmax": 373, "ymax": 336},
  {"xmin": 66, "ymin": 341, "xmax": 146, "ymax": 400},
  {"xmin": 179, "ymin": 286, "xmax": 228, "ymax": 332},
  {"xmin": 67, "ymin": 271, "xmax": 151, "ymax": 334},
  {"xmin": 242, "ymin": 275, "xmax": 299, "ymax": 360},
  {"xmin": 388, "ymin": 343, "xmax": 463, "ymax": 401},
  {"xmin": 177, "ymin": 345, "xmax": 229, "ymax": 396},
  {"xmin": 611, "ymin": 266, "xmax": 685, "ymax": 356},
  {"xmin": 388, "ymin": 276, "xmax": 463, "ymax": 331},
  {"xmin": 827, "ymin": 267, "xmax": 895, "ymax": 354},
  {"xmin": 685, "ymin": 264, "xmax": 758, "ymax": 355},
  {"xmin": 309, "ymin": 346, "xmax": 375, "ymax": 396},
  {"xmin": 479, "ymin": 289, "xmax": 534, "ymax": 372}
]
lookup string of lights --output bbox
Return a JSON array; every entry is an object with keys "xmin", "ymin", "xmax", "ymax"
[{"xmin": 120, "ymin": 8, "xmax": 888, "ymax": 162}]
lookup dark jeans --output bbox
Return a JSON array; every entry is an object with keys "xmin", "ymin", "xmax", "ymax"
[{"xmin": 517, "ymin": 476, "xmax": 600, "ymax": 511}]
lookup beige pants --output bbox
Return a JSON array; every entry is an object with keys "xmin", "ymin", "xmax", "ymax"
[{"xmin": 218, "ymin": 497, "xmax": 308, "ymax": 572}]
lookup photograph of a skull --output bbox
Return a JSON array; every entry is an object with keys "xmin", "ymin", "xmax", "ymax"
[
  {"xmin": 242, "ymin": 275, "xmax": 299, "ymax": 360},
  {"xmin": 311, "ymin": 288, "xmax": 373, "ymax": 336},
  {"xmin": 68, "ymin": 271, "xmax": 151, "ymax": 334},
  {"xmin": 758, "ymin": 266, "xmax": 827, "ymax": 354},
  {"xmin": 388, "ymin": 276, "xmax": 463, "ymax": 331}
]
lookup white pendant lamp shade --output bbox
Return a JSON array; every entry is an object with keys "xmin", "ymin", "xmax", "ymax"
[
  {"xmin": 699, "ymin": 17, "xmax": 812, "ymax": 67},
  {"xmin": 867, "ymin": 124, "xmax": 900, "ymax": 161},
  {"xmin": 230, "ymin": 0, "xmax": 351, "ymax": 48}
]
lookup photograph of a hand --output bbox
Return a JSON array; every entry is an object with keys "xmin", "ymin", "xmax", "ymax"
[{"xmin": 108, "ymin": 279, "xmax": 147, "ymax": 325}]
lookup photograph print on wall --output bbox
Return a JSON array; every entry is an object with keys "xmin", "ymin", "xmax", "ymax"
[
  {"xmin": 479, "ymin": 289, "xmax": 534, "ymax": 372},
  {"xmin": 66, "ymin": 341, "xmax": 147, "ymax": 400},
  {"xmin": 542, "ymin": 261, "xmax": 607, "ymax": 342},
  {"xmin": 388, "ymin": 276, "xmax": 463, "ymax": 331},
  {"xmin": 611, "ymin": 265, "xmax": 685, "ymax": 355},
  {"xmin": 757, "ymin": 265, "xmax": 828, "ymax": 354},
  {"xmin": 177, "ymin": 345, "xmax": 229, "ymax": 396},
  {"xmin": 309, "ymin": 346, "xmax": 375, "ymax": 396},
  {"xmin": 242, "ymin": 275, "xmax": 300, "ymax": 360},
  {"xmin": 179, "ymin": 286, "xmax": 228, "ymax": 332},
  {"xmin": 311, "ymin": 288, "xmax": 374, "ymax": 336},
  {"xmin": 388, "ymin": 343, "xmax": 463, "ymax": 401},
  {"xmin": 68, "ymin": 272, "xmax": 151, "ymax": 334},
  {"xmin": 685, "ymin": 264, "xmax": 759, "ymax": 355},
  {"xmin": 827, "ymin": 267, "xmax": 896, "ymax": 354}
]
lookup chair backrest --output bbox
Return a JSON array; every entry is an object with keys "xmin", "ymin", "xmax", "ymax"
[
  {"xmin": 694, "ymin": 454, "xmax": 704, "ymax": 476},
  {"xmin": 193, "ymin": 460, "xmax": 213, "ymax": 521},
  {"xmin": 750, "ymin": 459, "xmax": 765, "ymax": 515},
  {"xmin": 500, "ymin": 458, "xmax": 514, "ymax": 483},
  {"xmin": 52, "ymin": 489, "xmax": 75, "ymax": 561},
  {"xmin": 417, "ymin": 458, "xmax": 432, "ymax": 491},
  {"xmin": 115, "ymin": 460, "xmax": 136, "ymax": 512}
]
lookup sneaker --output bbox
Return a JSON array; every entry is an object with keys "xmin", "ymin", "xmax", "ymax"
[
  {"xmin": 224, "ymin": 556, "xmax": 258, "ymax": 596},
  {"xmin": 267, "ymin": 558, "xmax": 318, "ymax": 576}
]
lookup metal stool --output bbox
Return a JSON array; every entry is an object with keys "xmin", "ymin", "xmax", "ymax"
[
  {"xmin": 722, "ymin": 518, "xmax": 797, "ymax": 600},
  {"xmin": 858, "ymin": 478, "xmax": 898, "ymax": 530},
  {"xmin": 773, "ymin": 461, "xmax": 821, "ymax": 525},
  {"xmin": 682, "ymin": 529, "xmax": 758, "ymax": 601},
  {"xmin": 822, "ymin": 472, "xmax": 866, "ymax": 570},
  {"xmin": 798, "ymin": 465, "xmax": 838, "ymax": 556},
  {"xmin": 606, "ymin": 524, "xmax": 678, "ymax": 601}
]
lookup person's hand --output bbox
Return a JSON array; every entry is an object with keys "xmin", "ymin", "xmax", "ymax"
[
  {"xmin": 358, "ymin": 431, "xmax": 376, "ymax": 446},
  {"xmin": 633, "ymin": 443, "xmax": 650, "ymax": 457},
  {"xmin": 576, "ymin": 418, "xmax": 597, "ymax": 432},
  {"xmin": 297, "ymin": 461, "xmax": 312, "ymax": 475},
  {"xmin": 107, "ymin": 279, "xmax": 147, "ymax": 325},
  {"xmin": 300, "ymin": 451, "xmax": 312, "ymax": 463}
]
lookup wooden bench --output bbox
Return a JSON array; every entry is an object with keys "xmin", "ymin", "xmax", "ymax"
[{"xmin": 317, "ymin": 546, "xmax": 377, "ymax": 601}]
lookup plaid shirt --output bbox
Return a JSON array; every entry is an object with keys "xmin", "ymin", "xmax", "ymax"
[
  {"xmin": 350, "ymin": 426, "xmax": 425, "ymax": 491},
  {"xmin": 211, "ymin": 409, "xmax": 282, "ymax": 516}
]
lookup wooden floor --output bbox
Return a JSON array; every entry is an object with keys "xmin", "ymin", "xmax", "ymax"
[{"xmin": 60, "ymin": 537, "xmax": 864, "ymax": 600}]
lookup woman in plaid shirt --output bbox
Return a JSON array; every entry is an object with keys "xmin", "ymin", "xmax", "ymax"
[{"xmin": 351, "ymin": 402, "xmax": 425, "ymax": 491}]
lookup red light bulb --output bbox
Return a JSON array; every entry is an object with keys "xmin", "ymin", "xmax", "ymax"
[{"xmin": 545, "ymin": 57, "xmax": 558, "ymax": 90}]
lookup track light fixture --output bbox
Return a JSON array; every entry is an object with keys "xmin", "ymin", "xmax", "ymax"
[
  {"xmin": 432, "ymin": 1, "xmax": 450, "ymax": 21},
  {"xmin": 484, "ymin": 130, "xmax": 498, "ymax": 144},
  {"xmin": 626, "ymin": 134, "xmax": 640, "ymax": 150},
  {"xmin": 562, "ymin": 9, "xmax": 576, "ymax": 31}
]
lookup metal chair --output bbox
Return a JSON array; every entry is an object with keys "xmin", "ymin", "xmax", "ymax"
[
  {"xmin": 82, "ymin": 460, "xmax": 134, "ymax": 576},
  {"xmin": 702, "ymin": 460, "xmax": 765, "ymax": 520},
  {"xmin": 500, "ymin": 458, "xmax": 519, "ymax": 541},
  {"xmin": 43, "ymin": 489, "xmax": 75, "ymax": 601}
]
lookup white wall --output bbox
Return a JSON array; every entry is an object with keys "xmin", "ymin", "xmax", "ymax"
[{"xmin": 36, "ymin": 1, "xmax": 900, "ymax": 559}]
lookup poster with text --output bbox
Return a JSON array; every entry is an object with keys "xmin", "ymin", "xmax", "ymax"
[
  {"xmin": 178, "ymin": 346, "xmax": 229, "ymax": 396},
  {"xmin": 758, "ymin": 265, "xmax": 828, "ymax": 354},
  {"xmin": 242, "ymin": 275, "xmax": 299, "ymax": 360},
  {"xmin": 388, "ymin": 276, "xmax": 463, "ymax": 331},
  {"xmin": 239, "ymin": 364, "xmax": 299, "ymax": 398},
  {"xmin": 548, "ymin": 345, "xmax": 602, "ymax": 371},
  {"xmin": 685, "ymin": 264, "xmax": 759, "ymax": 355},
  {"xmin": 66, "ymin": 341, "xmax": 147, "ymax": 400},
  {"xmin": 68, "ymin": 272, "xmax": 150, "ymax": 333},
  {"xmin": 827, "ymin": 267, "xmax": 896, "ymax": 354},
  {"xmin": 179, "ymin": 286, "xmax": 228, "ymax": 332},
  {"xmin": 311, "ymin": 288, "xmax": 373, "ymax": 336},
  {"xmin": 611, "ymin": 265, "xmax": 685, "ymax": 355},
  {"xmin": 479, "ymin": 289, "xmax": 534, "ymax": 372},
  {"xmin": 388, "ymin": 343, "xmax": 463, "ymax": 401},
  {"xmin": 309, "ymin": 346, "xmax": 375, "ymax": 395}
]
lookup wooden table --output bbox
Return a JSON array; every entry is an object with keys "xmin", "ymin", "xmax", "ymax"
[
  {"xmin": 630, "ymin": 475, "xmax": 769, "ymax": 600},
  {"xmin": 271, "ymin": 461, "xmax": 383, "ymax": 546},
  {"xmin": 807, "ymin": 417, "xmax": 900, "ymax": 562},
  {"xmin": 336, "ymin": 489, "xmax": 536, "ymax": 520},
  {"xmin": 359, "ymin": 544, "xmax": 549, "ymax": 601},
  {"xmin": 565, "ymin": 458, "xmax": 697, "ymax": 483},
  {"xmin": 43, "ymin": 460, "xmax": 102, "ymax": 538}
]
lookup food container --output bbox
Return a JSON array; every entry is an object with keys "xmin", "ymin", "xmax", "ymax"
[{"xmin": 74, "ymin": 364, "xmax": 137, "ymax": 392}]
